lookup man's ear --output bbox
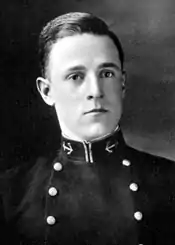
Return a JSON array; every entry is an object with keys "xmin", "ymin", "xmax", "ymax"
[
  {"xmin": 36, "ymin": 77, "xmax": 55, "ymax": 106},
  {"xmin": 121, "ymin": 70, "xmax": 126, "ymax": 98}
]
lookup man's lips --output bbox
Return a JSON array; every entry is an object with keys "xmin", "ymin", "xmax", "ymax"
[{"xmin": 84, "ymin": 108, "xmax": 108, "ymax": 114}]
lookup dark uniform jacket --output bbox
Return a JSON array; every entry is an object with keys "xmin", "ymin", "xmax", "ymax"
[{"xmin": 1, "ymin": 129, "xmax": 175, "ymax": 245}]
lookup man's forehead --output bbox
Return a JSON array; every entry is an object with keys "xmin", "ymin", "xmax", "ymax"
[
  {"xmin": 50, "ymin": 34, "xmax": 119, "ymax": 58},
  {"xmin": 48, "ymin": 33, "xmax": 121, "ymax": 76}
]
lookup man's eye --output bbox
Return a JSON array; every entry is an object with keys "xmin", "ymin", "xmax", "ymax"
[
  {"xmin": 67, "ymin": 73, "xmax": 83, "ymax": 81},
  {"xmin": 101, "ymin": 70, "xmax": 114, "ymax": 78}
]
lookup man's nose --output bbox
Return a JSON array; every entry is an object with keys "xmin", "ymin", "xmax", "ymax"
[{"xmin": 86, "ymin": 75, "xmax": 104, "ymax": 100}]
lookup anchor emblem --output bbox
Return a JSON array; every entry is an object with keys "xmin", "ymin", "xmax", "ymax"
[
  {"xmin": 105, "ymin": 142, "xmax": 116, "ymax": 153},
  {"xmin": 63, "ymin": 142, "xmax": 73, "ymax": 155}
]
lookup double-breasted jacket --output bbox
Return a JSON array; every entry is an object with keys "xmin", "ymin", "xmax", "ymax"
[{"xmin": 1, "ymin": 129, "xmax": 175, "ymax": 245}]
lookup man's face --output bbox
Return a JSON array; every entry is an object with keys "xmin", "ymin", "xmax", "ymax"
[{"xmin": 44, "ymin": 33, "xmax": 125, "ymax": 141}]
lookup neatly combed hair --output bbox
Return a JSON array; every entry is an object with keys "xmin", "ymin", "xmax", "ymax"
[{"xmin": 38, "ymin": 12, "xmax": 124, "ymax": 78}]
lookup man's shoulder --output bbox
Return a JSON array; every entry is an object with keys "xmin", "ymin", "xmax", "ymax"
[
  {"xmin": 123, "ymin": 143, "xmax": 175, "ymax": 181},
  {"xmin": 125, "ymin": 144, "xmax": 174, "ymax": 165},
  {"xmin": 0, "ymin": 152, "xmax": 56, "ymax": 196}
]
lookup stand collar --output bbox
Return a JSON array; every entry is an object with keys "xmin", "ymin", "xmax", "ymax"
[{"xmin": 60, "ymin": 127, "xmax": 126, "ymax": 163}]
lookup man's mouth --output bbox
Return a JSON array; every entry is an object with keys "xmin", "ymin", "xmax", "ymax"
[{"xmin": 84, "ymin": 108, "xmax": 108, "ymax": 114}]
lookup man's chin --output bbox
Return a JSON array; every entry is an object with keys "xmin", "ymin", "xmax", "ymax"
[{"xmin": 81, "ymin": 124, "xmax": 114, "ymax": 142}]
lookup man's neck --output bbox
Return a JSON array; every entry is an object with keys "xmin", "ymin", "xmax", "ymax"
[{"xmin": 61, "ymin": 125, "xmax": 119, "ymax": 143}]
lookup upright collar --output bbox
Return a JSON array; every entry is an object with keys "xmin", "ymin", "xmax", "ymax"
[{"xmin": 60, "ymin": 128, "xmax": 126, "ymax": 163}]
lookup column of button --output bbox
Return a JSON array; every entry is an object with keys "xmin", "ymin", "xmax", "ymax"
[{"xmin": 46, "ymin": 162, "xmax": 62, "ymax": 226}]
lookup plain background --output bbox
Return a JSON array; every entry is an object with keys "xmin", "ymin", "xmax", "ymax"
[{"xmin": 1, "ymin": 0, "xmax": 175, "ymax": 169}]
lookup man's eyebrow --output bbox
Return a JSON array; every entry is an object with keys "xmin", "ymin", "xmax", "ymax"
[
  {"xmin": 98, "ymin": 62, "xmax": 121, "ymax": 70},
  {"xmin": 65, "ymin": 63, "xmax": 121, "ymax": 73},
  {"xmin": 66, "ymin": 65, "xmax": 86, "ymax": 72}
]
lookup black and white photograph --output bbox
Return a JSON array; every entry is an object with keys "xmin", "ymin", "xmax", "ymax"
[{"xmin": 1, "ymin": 0, "xmax": 175, "ymax": 244}]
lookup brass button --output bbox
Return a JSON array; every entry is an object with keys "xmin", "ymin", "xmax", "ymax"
[
  {"xmin": 53, "ymin": 162, "xmax": 62, "ymax": 171},
  {"xmin": 48, "ymin": 187, "xmax": 58, "ymax": 196},
  {"xmin": 134, "ymin": 211, "xmax": 143, "ymax": 221},
  {"xmin": 46, "ymin": 216, "xmax": 56, "ymax": 225},
  {"xmin": 122, "ymin": 159, "xmax": 131, "ymax": 166},
  {"xmin": 129, "ymin": 183, "xmax": 138, "ymax": 192}
]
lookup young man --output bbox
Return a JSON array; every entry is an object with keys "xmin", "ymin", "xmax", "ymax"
[{"xmin": 1, "ymin": 12, "xmax": 175, "ymax": 245}]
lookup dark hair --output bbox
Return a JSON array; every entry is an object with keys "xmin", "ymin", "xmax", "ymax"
[{"xmin": 38, "ymin": 12, "xmax": 124, "ymax": 78}]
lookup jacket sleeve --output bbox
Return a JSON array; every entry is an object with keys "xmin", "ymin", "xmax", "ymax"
[
  {"xmin": 0, "ymin": 168, "xmax": 20, "ymax": 243},
  {"xmin": 0, "ymin": 194, "xmax": 7, "ymax": 228},
  {"xmin": 0, "ymin": 185, "xmax": 8, "ymax": 242}
]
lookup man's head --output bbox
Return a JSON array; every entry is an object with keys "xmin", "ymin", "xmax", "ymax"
[{"xmin": 37, "ymin": 12, "xmax": 126, "ymax": 141}]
